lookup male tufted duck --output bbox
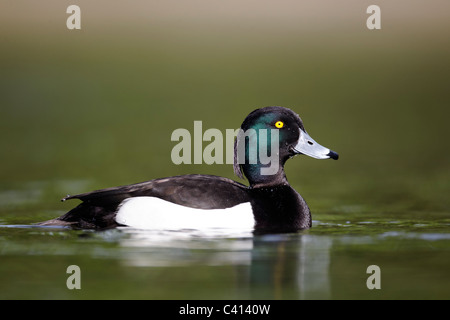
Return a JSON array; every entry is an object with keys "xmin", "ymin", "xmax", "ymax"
[{"xmin": 39, "ymin": 106, "xmax": 338, "ymax": 233}]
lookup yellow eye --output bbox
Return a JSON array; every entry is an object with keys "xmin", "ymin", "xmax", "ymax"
[{"xmin": 275, "ymin": 121, "xmax": 284, "ymax": 128}]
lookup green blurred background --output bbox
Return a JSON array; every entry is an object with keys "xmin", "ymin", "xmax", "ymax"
[
  {"xmin": 1, "ymin": 0, "xmax": 449, "ymax": 216},
  {"xmin": 0, "ymin": 0, "xmax": 449, "ymax": 300},
  {"xmin": 1, "ymin": 1, "xmax": 449, "ymax": 210}
]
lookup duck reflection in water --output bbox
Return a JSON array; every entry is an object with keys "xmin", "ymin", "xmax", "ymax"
[{"xmin": 117, "ymin": 229, "xmax": 332, "ymax": 299}]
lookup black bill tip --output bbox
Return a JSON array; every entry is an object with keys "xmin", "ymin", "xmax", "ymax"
[{"xmin": 327, "ymin": 150, "xmax": 339, "ymax": 160}]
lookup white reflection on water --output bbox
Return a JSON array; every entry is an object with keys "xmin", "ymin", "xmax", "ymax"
[
  {"xmin": 116, "ymin": 227, "xmax": 333, "ymax": 299},
  {"xmin": 117, "ymin": 227, "xmax": 254, "ymax": 267},
  {"xmin": 298, "ymin": 236, "xmax": 332, "ymax": 299}
]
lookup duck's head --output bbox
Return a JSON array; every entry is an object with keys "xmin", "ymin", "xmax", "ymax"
[{"xmin": 234, "ymin": 106, "xmax": 338, "ymax": 186}]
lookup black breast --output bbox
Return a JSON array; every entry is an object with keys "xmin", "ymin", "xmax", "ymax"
[{"xmin": 249, "ymin": 185, "xmax": 311, "ymax": 233}]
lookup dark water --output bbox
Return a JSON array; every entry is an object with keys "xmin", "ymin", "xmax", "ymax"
[
  {"xmin": 1, "ymin": 2, "xmax": 450, "ymax": 300},
  {"xmin": 0, "ymin": 182, "xmax": 449, "ymax": 299}
]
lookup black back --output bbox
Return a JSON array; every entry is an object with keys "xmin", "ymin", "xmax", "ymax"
[
  {"xmin": 64, "ymin": 174, "xmax": 249, "ymax": 209},
  {"xmin": 42, "ymin": 175, "xmax": 251, "ymax": 229}
]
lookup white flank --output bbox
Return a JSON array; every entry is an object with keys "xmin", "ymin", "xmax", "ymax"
[{"xmin": 115, "ymin": 197, "xmax": 254, "ymax": 230}]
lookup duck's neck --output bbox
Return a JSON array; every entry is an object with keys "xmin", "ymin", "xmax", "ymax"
[
  {"xmin": 249, "ymin": 184, "xmax": 312, "ymax": 233},
  {"xmin": 243, "ymin": 162, "xmax": 289, "ymax": 188}
]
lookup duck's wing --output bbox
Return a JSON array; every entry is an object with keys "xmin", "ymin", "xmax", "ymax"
[
  {"xmin": 39, "ymin": 174, "xmax": 250, "ymax": 229},
  {"xmin": 62, "ymin": 174, "xmax": 250, "ymax": 209}
]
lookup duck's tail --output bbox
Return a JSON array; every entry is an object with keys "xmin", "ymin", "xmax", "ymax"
[{"xmin": 37, "ymin": 202, "xmax": 120, "ymax": 230}]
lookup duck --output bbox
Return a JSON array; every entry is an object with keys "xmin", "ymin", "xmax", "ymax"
[{"xmin": 39, "ymin": 106, "xmax": 338, "ymax": 233}]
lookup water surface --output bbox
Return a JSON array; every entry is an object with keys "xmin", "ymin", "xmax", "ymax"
[
  {"xmin": 1, "ymin": 201, "xmax": 449, "ymax": 299},
  {"xmin": 1, "ymin": 1, "xmax": 449, "ymax": 300}
]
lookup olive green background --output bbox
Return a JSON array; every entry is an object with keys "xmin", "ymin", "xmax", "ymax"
[{"xmin": 0, "ymin": 1, "xmax": 449, "ymax": 299}]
